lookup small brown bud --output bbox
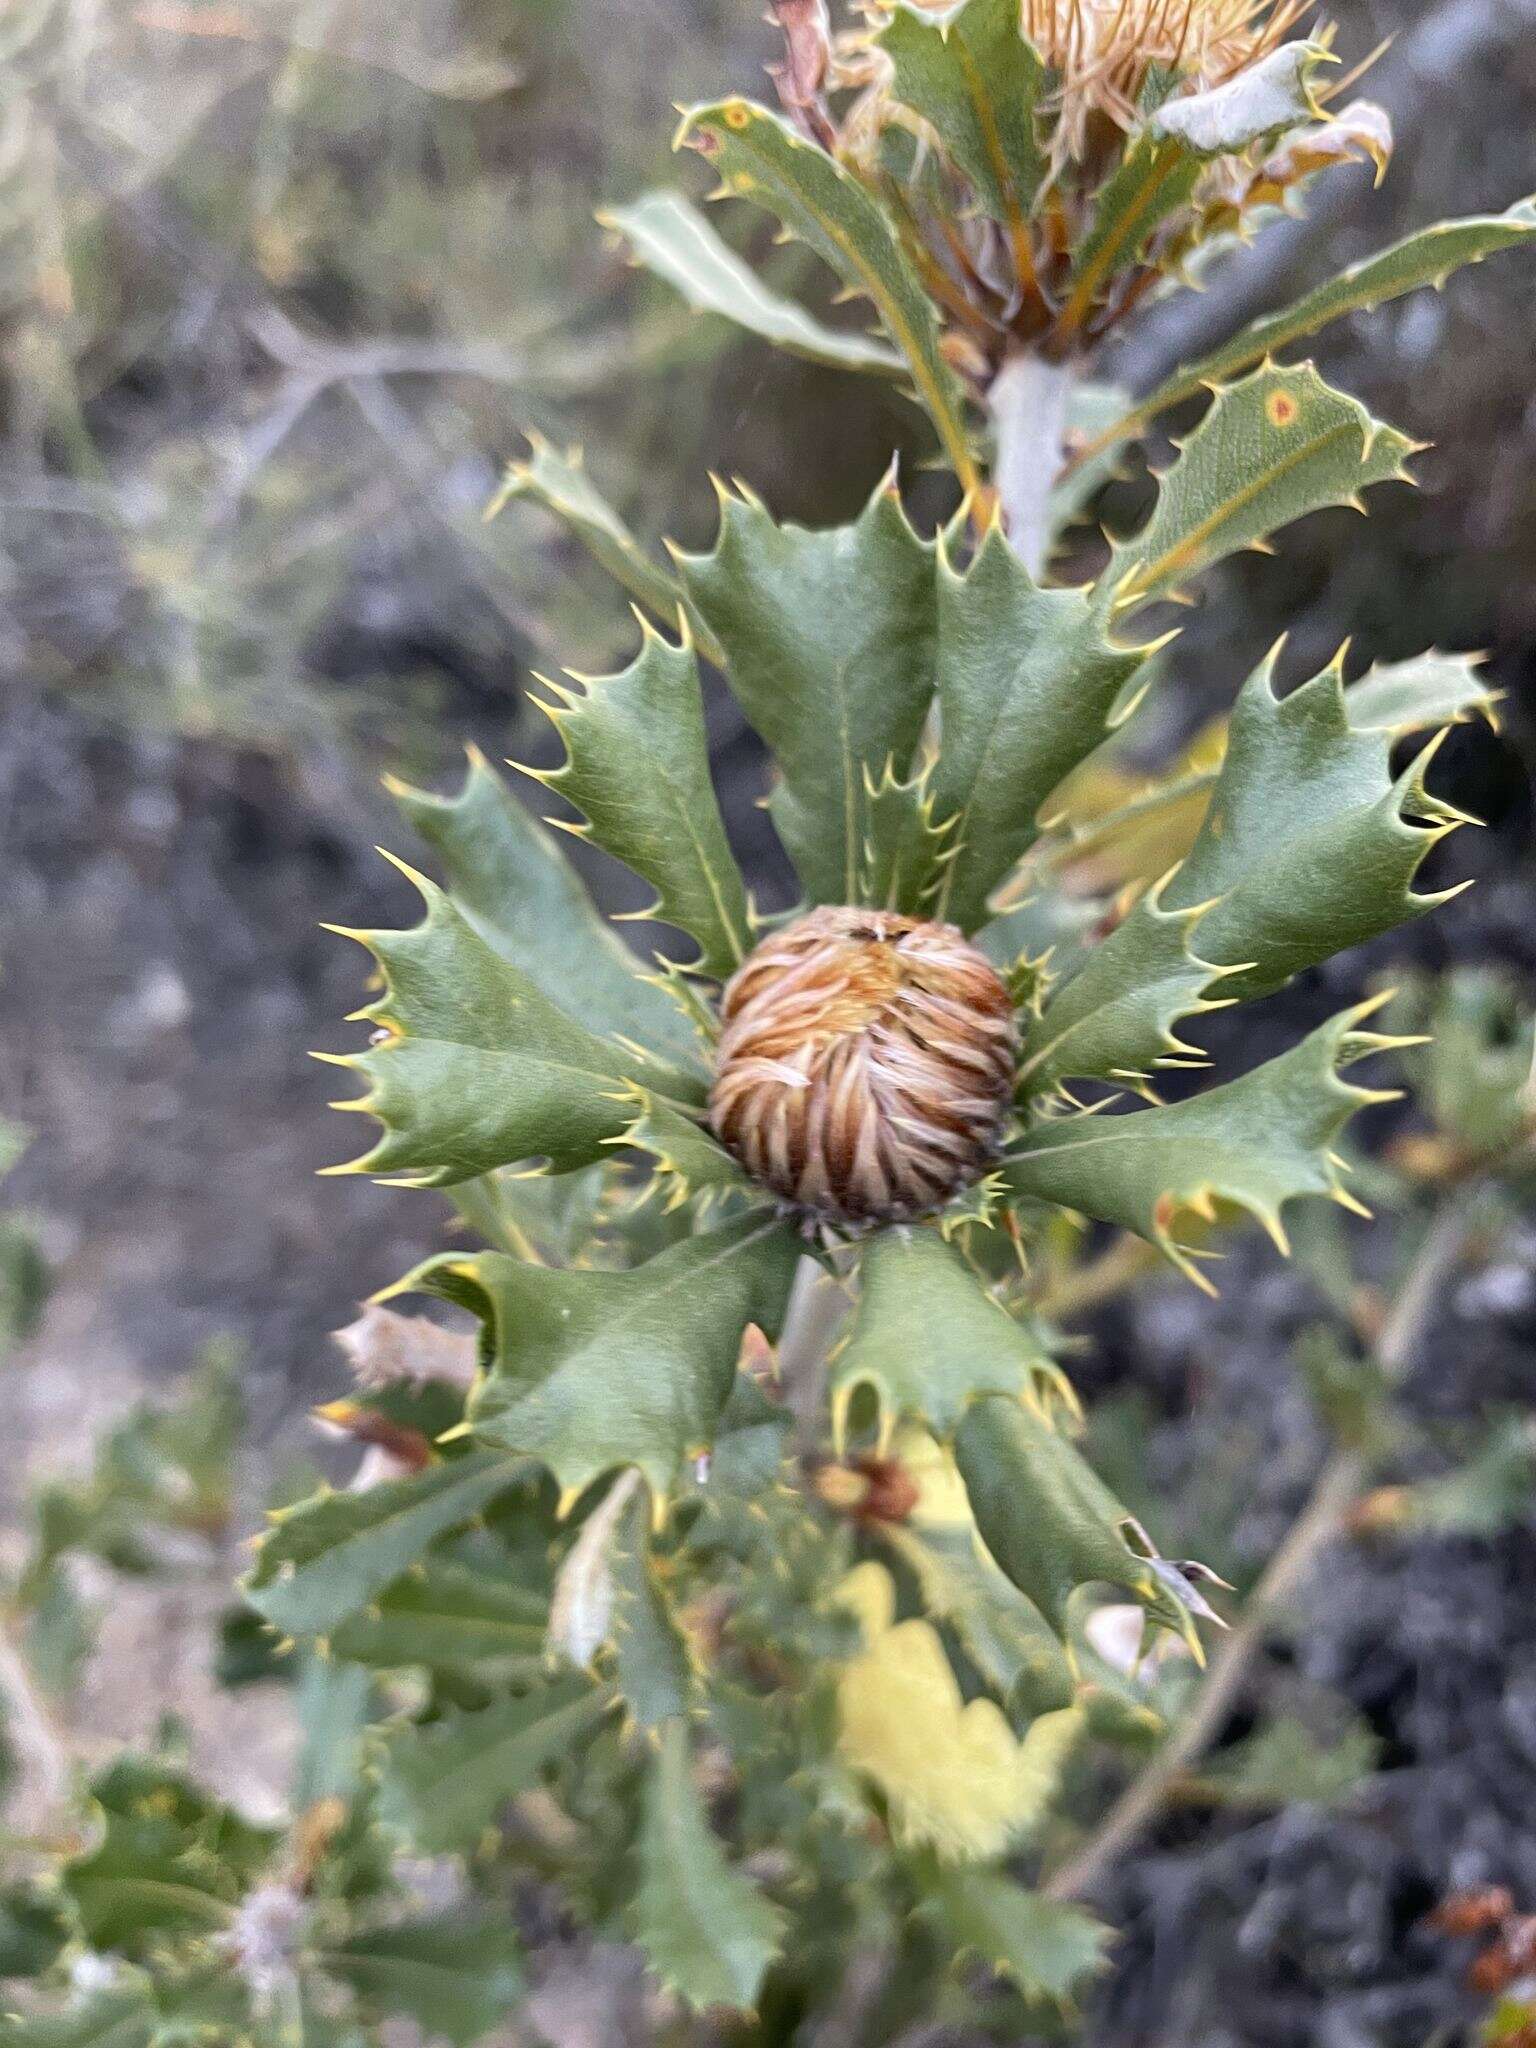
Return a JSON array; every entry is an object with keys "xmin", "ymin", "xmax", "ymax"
[
  {"xmin": 813, "ymin": 1455, "xmax": 921, "ymax": 1526},
  {"xmin": 710, "ymin": 907, "xmax": 1016, "ymax": 1228}
]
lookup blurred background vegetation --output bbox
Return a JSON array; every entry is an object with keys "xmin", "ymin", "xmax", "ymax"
[{"xmin": 2, "ymin": 0, "xmax": 1535, "ymax": 2037}]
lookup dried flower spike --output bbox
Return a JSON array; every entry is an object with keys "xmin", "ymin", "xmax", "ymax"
[{"xmin": 709, "ymin": 907, "xmax": 1016, "ymax": 1228}]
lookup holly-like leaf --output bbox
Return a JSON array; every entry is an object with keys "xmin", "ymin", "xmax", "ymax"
[
  {"xmin": 1150, "ymin": 41, "xmax": 1327, "ymax": 156},
  {"xmin": 547, "ymin": 1475, "xmax": 692, "ymax": 1726},
  {"xmin": 1343, "ymin": 650, "xmax": 1498, "ymax": 735},
  {"xmin": 523, "ymin": 620, "xmax": 752, "ymax": 981},
  {"xmin": 878, "ymin": 1520, "xmax": 1076, "ymax": 1717},
  {"xmin": 1162, "ymin": 648, "xmax": 1470, "ymax": 1001},
  {"xmin": 407, "ymin": 1213, "xmax": 800, "ymax": 1502},
  {"xmin": 389, "ymin": 748, "xmax": 703, "ymax": 1073},
  {"xmin": 926, "ymin": 1866, "xmax": 1108, "ymax": 2006},
  {"xmin": 377, "ymin": 1678, "xmax": 608, "ymax": 1855},
  {"xmin": 834, "ymin": 1562, "xmax": 1084, "ymax": 1862},
  {"xmin": 1003, "ymin": 1001, "xmax": 1404, "ymax": 1289},
  {"xmin": 62, "ymin": 1760, "xmax": 276, "ymax": 1957},
  {"xmin": 876, "ymin": 0, "xmax": 1047, "ymax": 261},
  {"xmin": 1061, "ymin": 135, "xmax": 1201, "ymax": 332},
  {"xmin": 329, "ymin": 1555, "xmax": 549, "ymax": 1675},
  {"xmin": 319, "ymin": 862, "xmax": 703, "ymax": 1187},
  {"xmin": 1111, "ymin": 362, "xmax": 1416, "ymax": 611},
  {"xmin": 1017, "ymin": 879, "xmax": 1232, "ymax": 1099},
  {"xmin": 679, "ymin": 475, "xmax": 938, "ymax": 906},
  {"xmin": 630, "ymin": 1717, "xmax": 783, "ymax": 2013},
  {"xmin": 952, "ymin": 1397, "xmax": 1199, "ymax": 1644},
  {"xmin": 858, "ymin": 760, "xmax": 957, "ymax": 915},
  {"xmin": 831, "ymin": 1229, "xmax": 1057, "ymax": 1445},
  {"xmin": 677, "ymin": 99, "xmax": 979, "ymax": 493},
  {"xmin": 322, "ymin": 1917, "xmax": 525, "ymax": 2044},
  {"xmin": 1104, "ymin": 196, "xmax": 1536, "ymax": 444},
  {"xmin": 243, "ymin": 1450, "xmax": 526, "ymax": 1637},
  {"xmin": 484, "ymin": 434, "xmax": 721, "ymax": 661},
  {"xmin": 601, "ymin": 190, "xmax": 905, "ymax": 379},
  {"xmin": 609, "ymin": 1490, "xmax": 695, "ymax": 1728},
  {"xmin": 1048, "ymin": 376, "xmax": 1137, "ymax": 536},
  {"xmin": 927, "ymin": 523, "xmax": 1150, "ymax": 930},
  {"xmin": 615, "ymin": 1091, "xmax": 758, "ymax": 1218}
]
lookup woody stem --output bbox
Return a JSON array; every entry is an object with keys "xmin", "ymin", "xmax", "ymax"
[{"xmin": 1044, "ymin": 1187, "xmax": 1485, "ymax": 1904}]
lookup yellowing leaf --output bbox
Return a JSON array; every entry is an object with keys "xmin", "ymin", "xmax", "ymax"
[{"xmin": 834, "ymin": 1562, "xmax": 1082, "ymax": 1862}]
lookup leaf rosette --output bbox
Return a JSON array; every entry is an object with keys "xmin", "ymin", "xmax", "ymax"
[{"xmin": 311, "ymin": 363, "xmax": 1460, "ymax": 1684}]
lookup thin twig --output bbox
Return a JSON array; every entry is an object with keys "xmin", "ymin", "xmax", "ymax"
[{"xmin": 1045, "ymin": 1190, "xmax": 1484, "ymax": 1903}]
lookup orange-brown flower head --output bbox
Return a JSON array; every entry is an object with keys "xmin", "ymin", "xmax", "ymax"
[
  {"xmin": 1023, "ymin": 0, "xmax": 1314, "ymax": 142},
  {"xmin": 709, "ymin": 907, "xmax": 1017, "ymax": 1229}
]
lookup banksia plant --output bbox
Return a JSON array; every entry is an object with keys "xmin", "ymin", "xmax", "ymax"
[{"xmin": 11, "ymin": 10, "xmax": 1536, "ymax": 2048}]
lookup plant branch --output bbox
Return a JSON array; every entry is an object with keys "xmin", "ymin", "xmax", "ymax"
[
  {"xmin": 987, "ymin": 350, "xmax": 1077, "ymax": 579},
  {"xmin": 1045, "ymin": 1189, "xmax": 1484, "ymax": 1904}
]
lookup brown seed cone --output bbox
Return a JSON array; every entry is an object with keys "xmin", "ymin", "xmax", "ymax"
[{"xmin": 709, "ymin": 907, "xmax": 1017, "ymax": 1228}]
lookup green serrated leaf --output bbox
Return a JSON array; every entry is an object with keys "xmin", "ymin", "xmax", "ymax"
[
  {"xmin": 62, "ymin": 1760, "xmax": 277, "ymax": 1957},
  {"xmin": 616, "ymin": 1091, "xmax": 757, "ymax": 1218},
  {"xmin": 328, "ymin": 1556, "xmax": 547, "ymax": 1674},
  {"xmin": 1162, "ymin": 648, "xmax": 1467, "ymax": 1001},
  {"xmin": 408, "ymin": 1213, "xmax": 799, "ymax": 1501},
  {"xmin": 452, "ymin": 1162, "xmax": 611, "ymax": 1265},
  {"xmin": 1048, "ymin": 377, "xmax": 1137, "ymax": 536},
  {"xmin": 1343, "ymin": 649, "xmax": 1498, "ymax": 735},
  {"xmin": 485, "ymin": 434, "xmax": 721, "ymax": 660},
  {"xmin": 1108, "ymin": 196, "xmax": 1536, "ymax": 443},
  {"xmin": 831, "ymin": 1230, "xmax": 1055, "ymax": 1444},
  {"xmin": 292, "ymin": 1651, "xmax": 373, "ymax": 1807},
  {"xmin": 1063, "ymin": 135, "xmax": 1202, "ymax": 330},
  {"xmin": 322, "ymin": 1917, "xmax": 525, "ymax": 2044},
  {"xmin": 630, "ymin": 1718, "xmax": 782, "ymax": 2013},
  {"xmin": 1018, "ymin": 880, "xmax": 1227, "ymax": 1097},
  {"xmin": 879, "ymin": 1521, "xmax": 1075, "ymax": 1716},
  {"xmin": 1150, "ymin": 42, "xmax": 1327, "ymax": 156},
  {"xmin": 1003, "ymin": 1001, "xmax": 1400, "ymax": 1288},
  {"xmin": 952, "ymin": 1396, "xmax": 1191, "ymax": 1642},
  {"xmin": 677, "ymin": 100, "xmax": 978, "ymax": 492},
  {"xmin": 601, "ymin": 190, "xmax": 905, "ymax": 379},
  {"xmin": 389, "ymin": 748, "xmax": 703, "ymax": 1073},
  {"xmin": 858, "ymin": 761, "xmax": 956, "ymax": 915},
  {"xmin": 377, "ymin": 1678, "xmax": 607, "ymax": 1855},
  {"xmin": 876, "ymin": 0, "xmax": 1046, "ymax": 256},
  {"xmin": 321, "ymin": 863, "xmax": 703, "ymax": 1187},
  {"xmin": 679, "ymin": 474, "xmax": 938, "ymax": 907},
  {"xmin": 1112, "ymin": 362, "xmax": 1415, "ymax": 610},
  {"xmin": 526, "ymin": 624, "xmax": 752, "ymax": 980},
  {"xmin": 1393, "ymin": 967, "xmax": 1536, "ymax": 1159},
  {"xmin": 927, "ymin": 525, "xmax": 1148, "ymax": 930},
  {"xmin": 927, "ymin": 1865, "xmax": 1108, "ymax": 2006},
  {"xmin": 242, "ymin": 1450, "xmax": 525, "ymax": 1636},
  {"xmin": 609, "ymin": 1488, "xmax": 694, "ymax": 1728}
]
